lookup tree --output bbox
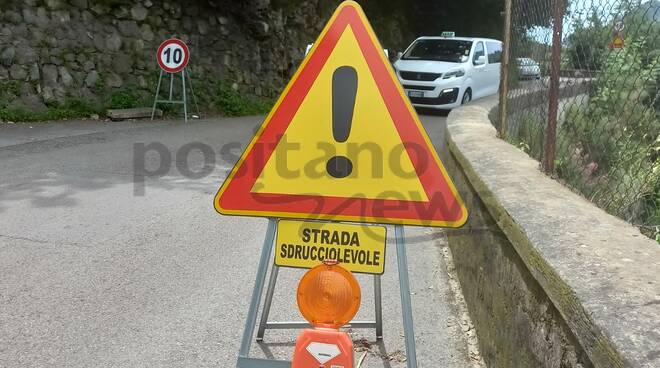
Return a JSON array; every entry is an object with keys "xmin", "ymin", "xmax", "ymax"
[
  {"xmin": 565, "ymin": 10, "xmax": 610, "ymax": 71},
  {"xmin": 360, "ymin": 0, "xmax": 508, "ymax": 50},
  {"xmin": 512, "ymin": 0, "xmax": 571, "ymax": 31},
  {"xmin": 408, "ymin": 0, "xmax": 504, "ymax": 39}
]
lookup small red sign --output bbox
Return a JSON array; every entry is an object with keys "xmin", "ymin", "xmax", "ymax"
[
  {"xmin": 609, "ymin": 35, "xmax": 625, "ymax": 49},
  {"xmin": 156, "ymin": 38, "xmax": 190, "ymax": 73}
]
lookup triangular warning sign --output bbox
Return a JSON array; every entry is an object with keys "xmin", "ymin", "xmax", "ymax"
[
  {"xmin": 214, "ymin": 1, "xmax": 467, "ymax": 227},
  {"xmin": 609, "ymin": 34, "xmax": 625, "ymax": 49}
]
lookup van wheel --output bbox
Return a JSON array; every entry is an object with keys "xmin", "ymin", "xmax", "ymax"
[{"xmin": 461, "ymin": 89, "xmax": 472, "ymax": 105}]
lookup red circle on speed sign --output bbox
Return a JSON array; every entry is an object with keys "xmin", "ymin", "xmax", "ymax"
[{"xmin": 157, "ymin": 38, "xmax": 190, "ymax": 73}]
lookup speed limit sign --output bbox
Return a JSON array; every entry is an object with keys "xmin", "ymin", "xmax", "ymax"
[
  {"xmin": 157, "ymin": 38, "xmax": 190, "ymax": 74},
  {"xmin": 614, "ymin": 20, "xmax": 625, "ymax": 33}
]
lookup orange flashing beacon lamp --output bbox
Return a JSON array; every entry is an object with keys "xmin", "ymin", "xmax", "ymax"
[{"xmin": 292, "ymin": 260, "xmax": 361, "ymax": 368}]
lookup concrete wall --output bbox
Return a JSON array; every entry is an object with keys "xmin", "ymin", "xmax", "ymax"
[{"xmin": 442, "ymin": 96, "xmax": 660, "ymax": 368}]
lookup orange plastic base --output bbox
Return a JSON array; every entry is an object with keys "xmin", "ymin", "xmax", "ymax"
[{"xmin": 291, "ymin": 328, "xmax": 353, "ymax": 368}]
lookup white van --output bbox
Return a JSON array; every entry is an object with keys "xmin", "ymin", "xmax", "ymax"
[{"xmin": 393, "ymin": 35, "xmax": 502, "ymax": 109}]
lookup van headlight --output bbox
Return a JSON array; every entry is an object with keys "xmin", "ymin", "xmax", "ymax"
[{"xmin": 443, "ymin": 69, "xmax": 465, "ymax": 79}]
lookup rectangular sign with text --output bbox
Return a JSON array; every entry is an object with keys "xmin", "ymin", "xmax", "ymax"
[{"xmin": 275, "ymin": 220, "xmax": 386, "ymax": 275}]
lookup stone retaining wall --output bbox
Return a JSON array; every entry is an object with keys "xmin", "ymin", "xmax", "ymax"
[
  {"xmin": 442, "ymin": 96, "xmax": 660, "ymax": 368},
  {"xmin": 0, "ymin": 1, "xmax": 417, "ymax": 115},
  {"xmin": 0, "ymin": 0, "xmax": 345, "ymax": 112}
]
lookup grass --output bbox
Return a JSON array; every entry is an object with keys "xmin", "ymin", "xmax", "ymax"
[
  {"xmin": 506, "ymin": 112, "xmax": 544, "ymax": 158},
  {"xmin": 0, "ymin": 98, "xmax": 102, "ymax": 123},
  {"xmin": 0, "ymin": 89, "xmax": 143, "ymax": 123},
  {"xmin": 0, "ymin": 77, "xmax": 274, "ymax": 123}
]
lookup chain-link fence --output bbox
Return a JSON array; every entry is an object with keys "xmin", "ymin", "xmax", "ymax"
[{"xmin": 500, "ymin": 0, "xmax": 659, "ymax": 241}]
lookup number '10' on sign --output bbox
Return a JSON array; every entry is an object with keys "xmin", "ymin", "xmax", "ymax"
[{"xmin": 164, "ymin": 47, "xmax": 183, "ymax": 64}]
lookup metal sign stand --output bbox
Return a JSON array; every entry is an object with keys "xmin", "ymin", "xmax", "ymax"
[
  {"xmin": 236, "ymin": 218, "xmax": 418, "ymax": 368},
  {"xmin": 150, "ymin": 68, "xmax": 200, "ymax": 123}
]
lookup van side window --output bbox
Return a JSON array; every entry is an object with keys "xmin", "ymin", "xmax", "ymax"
[
  {"xmin": 473, "ymin": 42, "xmax": 485, "ymax": 64},
  {"xmin": 486, "ymin": 42, "xmax": 502, "ymax": 64}
]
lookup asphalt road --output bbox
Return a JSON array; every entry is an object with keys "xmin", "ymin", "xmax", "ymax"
[{"xmin": 0, "ymin": 110, "xmax": 476, "ymax": 367}]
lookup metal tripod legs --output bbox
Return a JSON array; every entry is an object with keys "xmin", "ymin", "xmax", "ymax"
[{"xmin": 236, "ymin": 222, "xmax": 418, "ymax": 368}]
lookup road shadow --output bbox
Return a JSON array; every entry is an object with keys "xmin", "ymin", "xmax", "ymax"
[
  {"xmin": 0, "ymin": 118, "xmax": 254, "ymax": 214},
  {"xmin": 415, "ymin": 107, "xmax": 451, "ymax": 117},
  {"xmin": 256, "ymin": 340, "xmax": 295, "ymax": 360}
]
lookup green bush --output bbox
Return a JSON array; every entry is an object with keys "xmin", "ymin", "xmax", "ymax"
[
  {"xmin": 509, "ymin": 17, "xmax": 660, "ymax": 241},
  {"xmin": 0, "ymin": 81, "xmax": 21, "ymax": 104},
  {"xmin": 109, "ymin": 89, "xmax": 140, "ymax": 109},
  {"xmin": 214, "ymin": 82, "xmax": 273, "ymax": 117},
  {"xmin": 0, "ymin": 78, "xmax": 275, "ymax": 122},
  {"xmin": 0, "ymin": 98, "xmax": 100, "ymax": 122},
  {"xmin": 0, "ymin": 80, "xmax": 100, "ymax": 122},
  {"xmin": 554, "ymin": 38, "xmax": 660, "ymax": 232}
]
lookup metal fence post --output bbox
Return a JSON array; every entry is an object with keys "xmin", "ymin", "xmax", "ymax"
[
  {"xmin": 498, "ymin": 0, "xmax": 513, "ymax": 138},
  {"xmin": 544, "ymin": 0, "xmax": 565, "ymax": 174}
]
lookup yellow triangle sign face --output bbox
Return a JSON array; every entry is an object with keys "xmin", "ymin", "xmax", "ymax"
[
  {"xmin": 214, "ymin": 1, "xmax": 468, "ymax": 227},
  {"xmin": 255, "ymin": 25, "xmax": 427, "ymax": 201},
  {"xmin": 610, "ymin": 35, "xmax": 625, "ymax": 49}
]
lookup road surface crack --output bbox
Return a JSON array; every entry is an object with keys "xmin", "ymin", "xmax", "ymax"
[{"xmin": 0, "ymin": 233, "xmax": 91, "ymax": 248}]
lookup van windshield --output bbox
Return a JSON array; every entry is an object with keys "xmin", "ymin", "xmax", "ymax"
[{"xmin": 402, "ymin": 39, "xmax": 473, "ymax": 63}]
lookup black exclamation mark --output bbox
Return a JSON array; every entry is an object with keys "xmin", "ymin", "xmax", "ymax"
[{"xmin": 327, "ymin": 66, "xmax": 358, "ymax": 179}]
